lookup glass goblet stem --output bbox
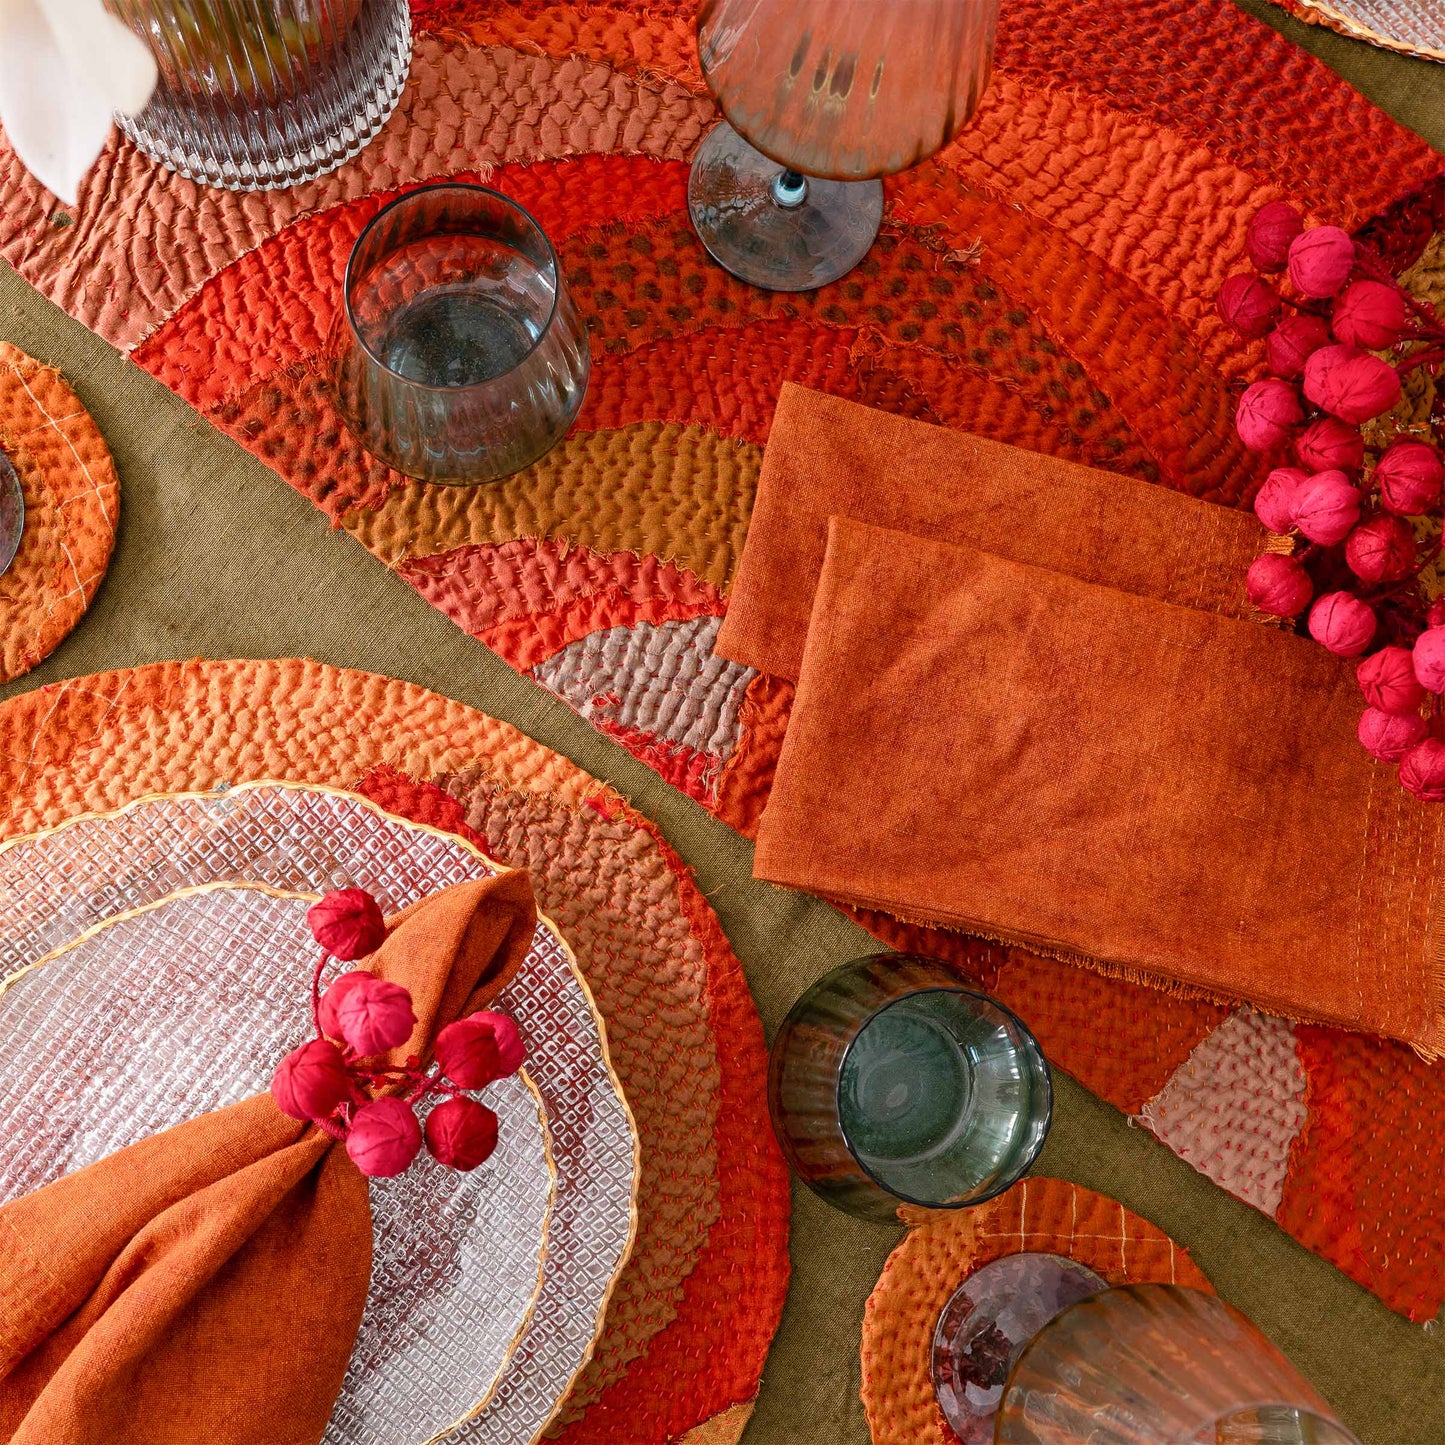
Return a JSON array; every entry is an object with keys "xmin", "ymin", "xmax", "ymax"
[{"xmin": 771, "ymin": 169, "xmax": 809, "ymax": 209}]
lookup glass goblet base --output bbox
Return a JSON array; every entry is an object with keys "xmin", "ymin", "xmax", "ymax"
[
  {"xmin": 687, "ymin": 122, "xmax": 883, "ymax": 292},
  {"xmin": 931, "ymin": 1252, "xmax": 1107, "ymax": 1444},
  {"xmin": 0, "ymin": 450, "xmax": 23, "ymax": 578}
]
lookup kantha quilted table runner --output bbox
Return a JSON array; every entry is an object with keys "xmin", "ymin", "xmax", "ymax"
[{"xmin": 1, "ymin": 0, "xmax": 1443, "ymax": 1320}]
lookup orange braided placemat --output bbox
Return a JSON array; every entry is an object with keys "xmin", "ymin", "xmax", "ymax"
[
  {"xmin": 861, "ymin": 1179, "xmax": 1213, "ymax": 1445},
  {"xmin": 0, "ymin": 344, "xmax": 117, "ymax": 683},
  {"xmin": 0, "ymin": 0, "xmax": 1442, "ymax": 1319},
  {"xmin": 0, "ymin": 658, "xmax": 790, "ymax": 1445}
]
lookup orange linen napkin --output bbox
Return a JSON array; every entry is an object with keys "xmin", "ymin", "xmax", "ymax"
[
  {"xmin": 0, "ymin": 871, "xmax": 536, "ymax": 1445},
  {"xmin": 714, "ymin": 383, "xmax": 1270, "ymax": 679},
  {"xmin": 753, "ymin": 517, "xmax": 1445, "ymax": 1057}
]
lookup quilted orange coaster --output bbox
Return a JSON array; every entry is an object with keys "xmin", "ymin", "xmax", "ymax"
[
  {"xmin": 0, "ymin": 343, "xmax": 118, "ymax": 683},
  {"xmin": 861, "ymin": 1178, "xmax": 1212, "ymax": 1445},
  {"xmin": 0, "ymin": 658, "xmax": 790, "ymax": 1445}
]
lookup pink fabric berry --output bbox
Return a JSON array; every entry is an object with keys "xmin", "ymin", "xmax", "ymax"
[
  {"xmin": 1266, "ymin": 315, "xmax": 1332, "ymax": 379},
  {"xmin": 332, "ymin": 975, "xmax": 417, "ymax": 1056},
  {"xmin": 1303, "ymin": 345, "xmax": 1401, "ymax": 425},
  {"xmin": 1358, "ymin": 708, "xmax": 1428, "ymax": 763},
  {"xmin": 1331, "ymin": 279, "xmax": 1408, "ymax": 350},
  {"xmin": 434, "ymin": 1015, "xmax": 503, "ymax": 1090},
  {"xmin": 1399, "ymin": 739, "xmax": 1445, "ymax": 803},
  {"xmin": 1292, "ymin": 470, "xmax": 1360, "ymax": 546},
  {"xmin": 1413, "ymin": 628, "xmax": 1445, "ymax": 694},
  {"xmin": 1253, "ymin": 467, "xmax": 1306, "ymax": 534},
  {"xmin": 1246, "ymin": 554, "xmax": 1312, "ymax": 617},
  {"xmin": 1344, "ymin": 515, "xmax": 1416, "ymax": 586},
  {"xmin": 318, "ymin": 970, "xmax": 369, "ymax": 1041},
  {"xmin": 347, "ymin": 1097, "xmax": 423, "ymax": 1177},
  {"xmin": 1357, "ymin": 647, "xmax": 1427, "ymax": 716},
  {"xmin": 1235, "ymin": 379, "xmax": 1303, "ymax": 452},
  {"xmin": 467, "ymin": 1011, "xmax": 525, "ymax": 1074},
  {"xmin": 271, "ymin": 1038, "xmax": 351, "ymax": 1122},
  {"xmin": 1217, "ymin": 274, "xmax": 1280, "ymax": 339},
  {"xmin": 1376, "ymin": 440, "xmax": 1444, "ymax": 517},
  {"xmin": 424, "ymin": 1097, "xmax": 500, "ymax": 1171},
  {"xmin": 1308, "ymin": 592, "xmax": 1376, "ymax": 657},
  {"xmin": 307, "ymin": 888, "xmax": 387, "ymax": 961},
  {"xmin": 1287, "ymin": 225, "xmax": 1356, "ymax": 298},
  {"xmin": 1294, "ymin": 417, "xmax": 1364, "ymax": 474},
  {"xmin": 1246, "ymin": 200, "xmax": 1303, "ymax": 272}
]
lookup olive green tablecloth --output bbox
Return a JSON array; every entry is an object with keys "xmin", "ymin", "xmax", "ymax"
[{"xmin": 1, "ymin": 5, "xmax": 1441, "ymax": 1441}]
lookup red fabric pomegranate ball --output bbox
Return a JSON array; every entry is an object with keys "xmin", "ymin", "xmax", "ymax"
[
  {"xmin": 1246, "ymin": 200, "xmax": 1303, "ymax": 272},
  {"xmin": 1400, "ymin": 739, "xmax": 1445, "ymax": 803},
  {"xmin": 434, "ymin": 1015, "xmax": 502, "ymax": 1090},
  {"xmin": 1413, "ymin": 627, "xmax": 1445, "ymax": 693},
  {"xmin": 1357, "ymin": 646, "xmax": 1427, "ymax": 716},
  {"xmin": 1266, "ymin": 315, "xmax": 1332, "ymax": 380},
  {"xmin": 1294, "ymin": 417, "xmax": 1364, "ymax": 474},
  {"xmin": 1235, "ymin": 379, "xmax": 1303, "ymax": 451},
  {"xmin": 1252, "ymin": 467, "xmax": 1305, "ymax": 534},
  {"xmin": 307, "ymin": 888, "xmax": 387, "ymax": 961},
  {"xmin": 1302, "ymin": 345, "xmax": 1401, "ymax": 425},
  {"xmin": 1376, "ymin": 439, "xmax": 1444, "ymax": 517},
  {"xmin": 1245, "ymin": 553, "xmax": 1313, "ymax": 617},
  {"xmin": 1287, "ymin": 225, "xmax": 1356, "ymax": 298},
  {"xmin": 467, "ymin": 1011, "xmax": 525, "ymax": 1075},
  {"xmin": 1344, "ymin": 514, "xmax": 1416, "ymax": 586},
  {"xmin": 1358, "ymin": 708, "xmax": 1428, "ymax": 763},
  {"xmin": 1292, "ymin": 470, "xmax": 1360, "ymax": 546},
  {"xmin": 1331, "ymin": 279, "xmax": 1408, "ymax": 350},
  {"xmin": 271, "ymin": 1038, "xmax": 351, "ymax": 1122},
  {"xmin": 331, "ymin": 975, "xmax": 417, "ymax": 1056},
  {"xmin": 1217, "ymin": 274, "xmax": 1280, "ymax": 339},
  {"xmin": 424, "ymin": 1097, "xmax": 500, "ymax": 1172},
  {"xmin": 1308, "ymin": 592, "xmax": 1376, "ymax": 657},
  {"xmin": 347, "ymin": 1097, "xmax": 423, "ymax": 1178},
  {"xmin": 318, "ymin": 970, "xmax": 370, "ymax": 1041}
]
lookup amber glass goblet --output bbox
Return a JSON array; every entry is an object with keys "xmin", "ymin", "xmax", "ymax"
[
  {"xmin": 688, "ymin": 0, "xmax": 999, "ymax": 291},
  {"xmin": 997, "ymin": 1284, "xmax": 1362, "ymax": 1444}
]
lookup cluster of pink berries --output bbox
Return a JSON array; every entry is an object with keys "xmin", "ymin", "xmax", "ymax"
[
  {"xmin": 270, "ymin": 888, "xmax": 525, "ymax": 1178},
  {"xmin": 1219, "ymin": 201, "xmax": 1445, "ymax": 801}
]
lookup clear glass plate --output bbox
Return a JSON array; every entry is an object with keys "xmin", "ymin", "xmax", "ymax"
[{"xmin": 0, "ymin": 782, "xmax": 641, "ymax": 1445}]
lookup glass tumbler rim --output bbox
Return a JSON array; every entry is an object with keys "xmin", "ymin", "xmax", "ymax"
[
  {"xmin": 341, "ymin": 181, "xmax": 564, "ymax": 394},
  {"xmin": 833, "ymin": 976, "xmax": 1054, "ymax": 1211}
]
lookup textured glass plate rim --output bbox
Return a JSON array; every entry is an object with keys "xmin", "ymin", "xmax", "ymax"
[
  {"xmin": 0, "ymin": 779, "xmax": 644, "ymax": 1445},
  {"xmin": 1, "ymin": 879, "xmax": 558, "ymax": 1444},
  {"xmin": 1279, "ymin": 0, "xmax": 1445, "ymax": 63}
]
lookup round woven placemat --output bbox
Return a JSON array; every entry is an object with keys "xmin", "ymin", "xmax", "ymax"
[
  {"xmin": 861, "ymin": 1177, "xmax": 1213, "ymax": 1445},
  {"xmin": 0, "ymin": 657, "xmax": 790, "ymax": 1445},
  {"xmin": 1266, "ymin": 0, "xmax": 1445, "ymax": 63},
  {"xmin": 0, "ymin": 342, "xmax": 118, "ymax": 683}
]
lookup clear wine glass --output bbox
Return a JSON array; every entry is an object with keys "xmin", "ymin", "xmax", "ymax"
[
  {"xmin": 996, "ymin": 1284, "xmax": 1363, "ymax": 1445},
  {"xmin": 688, "ymin": 0, "xmax": 1000, "ymax": 291},
  {"xmin": 0, "ymin": 450, "xmax": 22, "ymax": 577},
  {"xmin": 766, "ymin": 954, "xmax": 1052, "ymax": 1223},
  {"xmin": 330, "ymin": 183, "xmax": 590, "ymax": 485}
]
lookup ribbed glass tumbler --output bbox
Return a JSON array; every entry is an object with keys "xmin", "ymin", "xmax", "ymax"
[
  {"xmin": 107, "ymin": 0, "xmax": 412, "ymax": 189},
  {"xmin": 767, "ymin": 955, "xmax": 1052, "ymax": 1224},
  {"xmin": 997, "ymin": 1285, "xmax": 1362, "ymax": 1445},
  {"xmin": 331, "ymin": 183, "xmax": 591, "ymax": 485}
]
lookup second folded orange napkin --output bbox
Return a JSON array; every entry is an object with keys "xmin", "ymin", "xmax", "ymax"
[{"xmin": 752, "ymin": 516, "xmax": 1445, "ymax": 1057}]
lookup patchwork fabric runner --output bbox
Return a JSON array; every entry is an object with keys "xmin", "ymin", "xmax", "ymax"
[{"xmin": 1, "ymin": 0, "xmax": 1443, "ymax": 1318}]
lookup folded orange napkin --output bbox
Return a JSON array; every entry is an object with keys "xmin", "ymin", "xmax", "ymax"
[
  {"xmin": 752, "ymin": 516, "xmax": 1445, "ymax": 1055},
  {"xmin": 0, "ymin": 871, "xmax": 536, "ymax": 1445},
  {"xmin": 715, "ymin": 383, "xmax": 1269, "ymax": 678}
]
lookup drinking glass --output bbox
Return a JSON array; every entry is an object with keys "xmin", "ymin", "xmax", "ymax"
[
  {"xmin": 767, "ymin": 955, "xmax": 1051, "ymax": 1223},
  {"xmin": 932, "ymin": 1253, "xmax": 1107, "ymax": 1444},
  {"xmin": 997, "ymin": 1284, "xmax": 1362, "ymax": 1444},
  {"xmin": 0, "ymin": 451, "xmax": 22, "ymax": 577},
  {"xmin": 107, "ymin": 0, "xmax": 411, "ymax": 189},
  {"xmin": 689, "ymin": 0, "xmax": 999, "ymax": 291},
  {"xmin": 330, "ymin": 184, "xmax": 591, "ymax": 485}
]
